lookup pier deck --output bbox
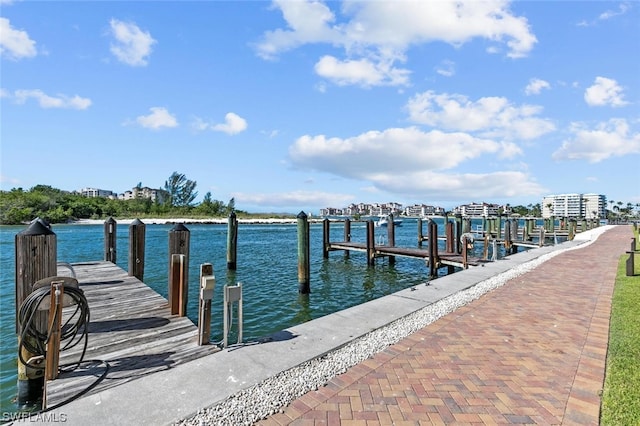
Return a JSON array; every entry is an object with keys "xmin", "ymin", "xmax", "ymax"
[
  {"xmin": 326, "ymin": 241, "xmax": 485, "ymax": 267},
  {"xmin": 45, "ymin": 261, "xmax": 220, "ymax": 409}
]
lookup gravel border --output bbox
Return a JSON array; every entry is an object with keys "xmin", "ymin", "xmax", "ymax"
[{"xmin": 177, "ymin": 227, "xmax": 608, "ymax": 426}]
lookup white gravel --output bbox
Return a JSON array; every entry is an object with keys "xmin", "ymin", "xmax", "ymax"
[{"xmin": 176, "ymin": 226, "xmax": 611, "ymax": 426}]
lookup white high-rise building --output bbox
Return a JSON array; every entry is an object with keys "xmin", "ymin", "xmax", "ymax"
[{"xmin": 541, "ymin": 193, "xmax": 606, "ymax": 219}]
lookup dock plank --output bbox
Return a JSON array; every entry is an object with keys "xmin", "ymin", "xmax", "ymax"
[{"xmin": 45, "ymin": 261, "xmax": 219, "ymax": 409}]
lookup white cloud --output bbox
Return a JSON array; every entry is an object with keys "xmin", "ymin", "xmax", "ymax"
[
  {"xmin": 232, "ymin": 190, "xmax": 354, "ymax": 208},
  {"xmin": 599, "ymin": 2, "xmax": 631, "ymax": 21},
  {"xmin": 584, "ymin": 76, "xmax": 628, "ymax": 107},
  {"xmin": 372, "ymin": 170, "xmax": 546, "ymax": 200},
  {"xmin": 524, "ymin": 78, "xmax": 550, "ymax": 95},
  {"xmin": 287, "ymin": 125, "xmax": 547, "ymax": 200},
  {"xmin": 256, "ymin": 0, "xmax": 536, "ymax": 87},
  {"xmin": 134, "ymin": 107, "xmax": 178, "ymax": 130},
  {"xmin": 406, "ymin": 90, "xmax": 555, "ymax": 140},
  {"xmin": 109, "ymin": 19, "xmax": 156, "ymax": 67},
  {"xmin": 314, "ymin": 55, "xmax": 410, "ymax": 87},
  {"xmin": 0, "ymin": 17, "xmax": 37, "ymax": 60},
  {"xmin": 552, "ymin": 118, "xmax": 640, "ymax": 163},
  {"xmin": 191, "ymin": 113, "xmax": 248, "ymax": 135},
  {"xmin": 214, "ymin": 113, "xmax": 248, "ymax": 135},
  {"xmin": 12, "ymin": 89, "xmax": 91, "ymax": 109},
  {"xmin": 289, "ymin": 126, "xmax": 520, "ymax": 177}
]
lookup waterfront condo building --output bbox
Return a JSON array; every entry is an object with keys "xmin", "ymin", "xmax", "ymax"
[{"xmin": 541, "ymin": 193, "xmax": 606, "ymax": 219}]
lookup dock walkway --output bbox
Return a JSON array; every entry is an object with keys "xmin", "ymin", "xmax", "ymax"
[
  {"xmin": 44, "ymin": 261, "xmax": 219, "ymax": 408},
  {"xmin": 259, "ymin": 225, "xmax": 631, "ymax": 425}
]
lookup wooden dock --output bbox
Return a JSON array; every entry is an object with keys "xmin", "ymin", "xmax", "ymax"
[
  {"xmin": 45, "ymin": 261, "xmax": 220, "ymax": 409},
  {"xmin": 326, "ymin": 241, "xmax": 484, "ymax": 268}
]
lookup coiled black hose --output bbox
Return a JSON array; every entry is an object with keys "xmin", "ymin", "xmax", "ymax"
[
  {"xmin": 16, "ymin": 283, "xmax": 110, "ymax": 415},
  {"xmin": 18, "ymin": 285, "xmax": 89, "ymax": 371}
]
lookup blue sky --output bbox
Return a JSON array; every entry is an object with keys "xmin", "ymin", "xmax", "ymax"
[{"xmin": 1, "ymin": 1, "xmax": 639, "ymax": 214}]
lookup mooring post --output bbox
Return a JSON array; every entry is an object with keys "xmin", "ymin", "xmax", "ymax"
[
  {"xmin": 455, "ymin": 213, "xmax": 463, "ymax": 254},
  {"xmin": 428, "ymin": 219, "xmax": 438, "ymax": 278},
  {"xmin": 15, "ymin": 218, "xmax": 57, "ymax": 407},
  {"xmin": 461, "ymin": 235, "xmax": 469, "ymax": 269},
  {"xmin": 483, "ymin": 235, "xmax": 489, "ymax": 260},
  {"xmin": 128, "ymin": 219, "xmax": 146, "ymax": 280},
  {"xmin": 227, "ymin": 211, "xmax": 238, "ymax": 270},
  {"xmin": 568, "ymin": 219, "xmax": 576, "ymax": 241},
  {"xmin": 323, "ymin": 218, "xmax": 330, "ymax": 259},
  {"xmin": 169, "ymin": 224, "xmax": 190, "ymax": 315},
  {"xmin": 366, "ymin": 220, "xmax": 376, "ymax": 265},
  {"xmin": 198, "ymin": 263, "xmax": 215, "ymax": 345},
  {"xmin": 344, "ymin": 218, "xmax": 351, "ymax": 259},
  {"xmin": 104, "ymin": 217, "xmax": 117, "ymax": 263},
  {"xmin": 463, "ymin": 217, "xmax": 471, "ymax": 234},
  {"xmin": 445, "ymin": 221, "xmax": 454, "ymax": 253},
  {"xmin": 169, "ymin": 254, "xmax": 187, "ymax": 315},
  {"xmin": 387, "ymin": 214, "xmax": 395, "ymax": 265},
  {"xmin": 504, "ymin": 220, "xmax": 512, "ymax": 253},
  {"xmin": 297, "ymin": 211, "xmax": 310, "ymax": 293},
  {"xmin": 417, "ymin": 218, "xmax": 423, "ymax": 247}
]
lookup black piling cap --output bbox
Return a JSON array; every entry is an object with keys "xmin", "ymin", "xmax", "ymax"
[
  {"xmin": 297, "ymin": 211, "xmax": 307, "ymax": 219},
  {"xmin": 130, "ymin": 218, "xmax": 145, "ymax": 226},
  {"xmin": 171, "ymin": 223, "xmax": 190, "ymax": 232},
  {"xmin": 19, "ymin": 218, "xmax": 55, "ymax": 236}
]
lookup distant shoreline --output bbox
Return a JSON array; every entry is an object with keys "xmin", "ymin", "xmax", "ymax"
[{"xmin": 69, "ymin": 217, "xmax": 320, "ymax": 225}]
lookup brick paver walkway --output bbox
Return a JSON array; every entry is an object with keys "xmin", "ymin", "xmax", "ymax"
[{"xmin": 258, "ymin": 226, "xmax": 632, "ymax": 425}]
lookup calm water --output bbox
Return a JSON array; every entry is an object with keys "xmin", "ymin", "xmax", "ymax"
[{"xmin": 0, "ymin": 217, "xmax": 499, "ymax": 412}]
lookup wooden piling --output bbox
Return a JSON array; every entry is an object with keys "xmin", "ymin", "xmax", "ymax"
[
  {"xmin": 428, "ymin": 219, "xmax": 438, "ymax": 278},
  {"xmin": 170, "ymin": 254, "xmax": 187, "ymax": 316},
  {"xmin": 15, "ymin": 218, "xmax": 56, "ymax": 406},
  {"xmin": 455, "ymin": 214, "xmax": 463, "ymax": 254},
  {"xmin": 227, "ymin": 212, "xmax": 238, "ymax": 270},
  {"xmin": 504, "ymin": 220, "xmax": 512, "ymax": 253},
  {"xmin": 387, "ymin": 214, "xmax": 395, "ymax": 264},
  {"xmin": 297, "ymin": 212, "xmax": 310, "ymax": 293},
  {"xmin": 169, "ymin": 224, "xmax": 190, "ymax": 315},
  {"xmin": 323, "ymin": 218, "xmax": 330, "ymax": 259},
  {"xmin": 445, "ymin": 221, "xmax": 454, "ymax": 253},
  {"xmin": 344, "ymin": 218, "xmax": 351, "ymax": 259},
  {"xmin": 417, "ymin": 218, "xmax": 424, "ymax": 247},
  {"xmin": 104, "ymin": 217, "xmax": 117, "ymax": 263},
  {"xmin": 366, "ymin": 220, "xmax": 376, "ymax": 266},
  {"xmin": 128, "ymin": 219, "xmax": 146, "ymax": 280}
]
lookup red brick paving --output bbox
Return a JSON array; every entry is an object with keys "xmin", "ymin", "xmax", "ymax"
[{"xmin": 257, "ymin": 226, "xmax": 632, "ymax": 425}]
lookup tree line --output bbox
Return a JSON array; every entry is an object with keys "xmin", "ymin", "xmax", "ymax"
[{"xmin": 0, "ymin": 172, "xmax": 238, "ymax": 225}]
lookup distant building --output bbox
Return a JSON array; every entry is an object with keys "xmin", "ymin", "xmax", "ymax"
[
  {"xmin": 541, "ymin": 193, "xmax": 606, "ymax": 219},
  {"xmin": 403, "ymin": 204, "xmax": 445, "ymax": 217},
  {"xmin": 119, "ymin": 186, "xmax": 168, "ymax": 204},
  {"xmin": 455, "ymin": 202, "xmax": 500, "ymax": 217},
  {"xmin": 80, "ymin": 187, "xmax": 116, "ymax": 198},
  {"xmin": 319, "ymin": 207, "xmax": 345, "ymax": 216}
]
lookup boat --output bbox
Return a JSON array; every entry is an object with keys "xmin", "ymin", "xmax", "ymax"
[{"xmin": 375, "ymin": 215, "xmax": 403, "ymax": 227}]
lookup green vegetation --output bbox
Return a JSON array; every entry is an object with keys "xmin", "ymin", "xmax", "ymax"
[
  {"xmin": 0, "ymin": 172, "xmax": 241, "ymax": 225},
  {"xmin": 601, "ymin": 229, "xmax": 640, "ymax": 425}
]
